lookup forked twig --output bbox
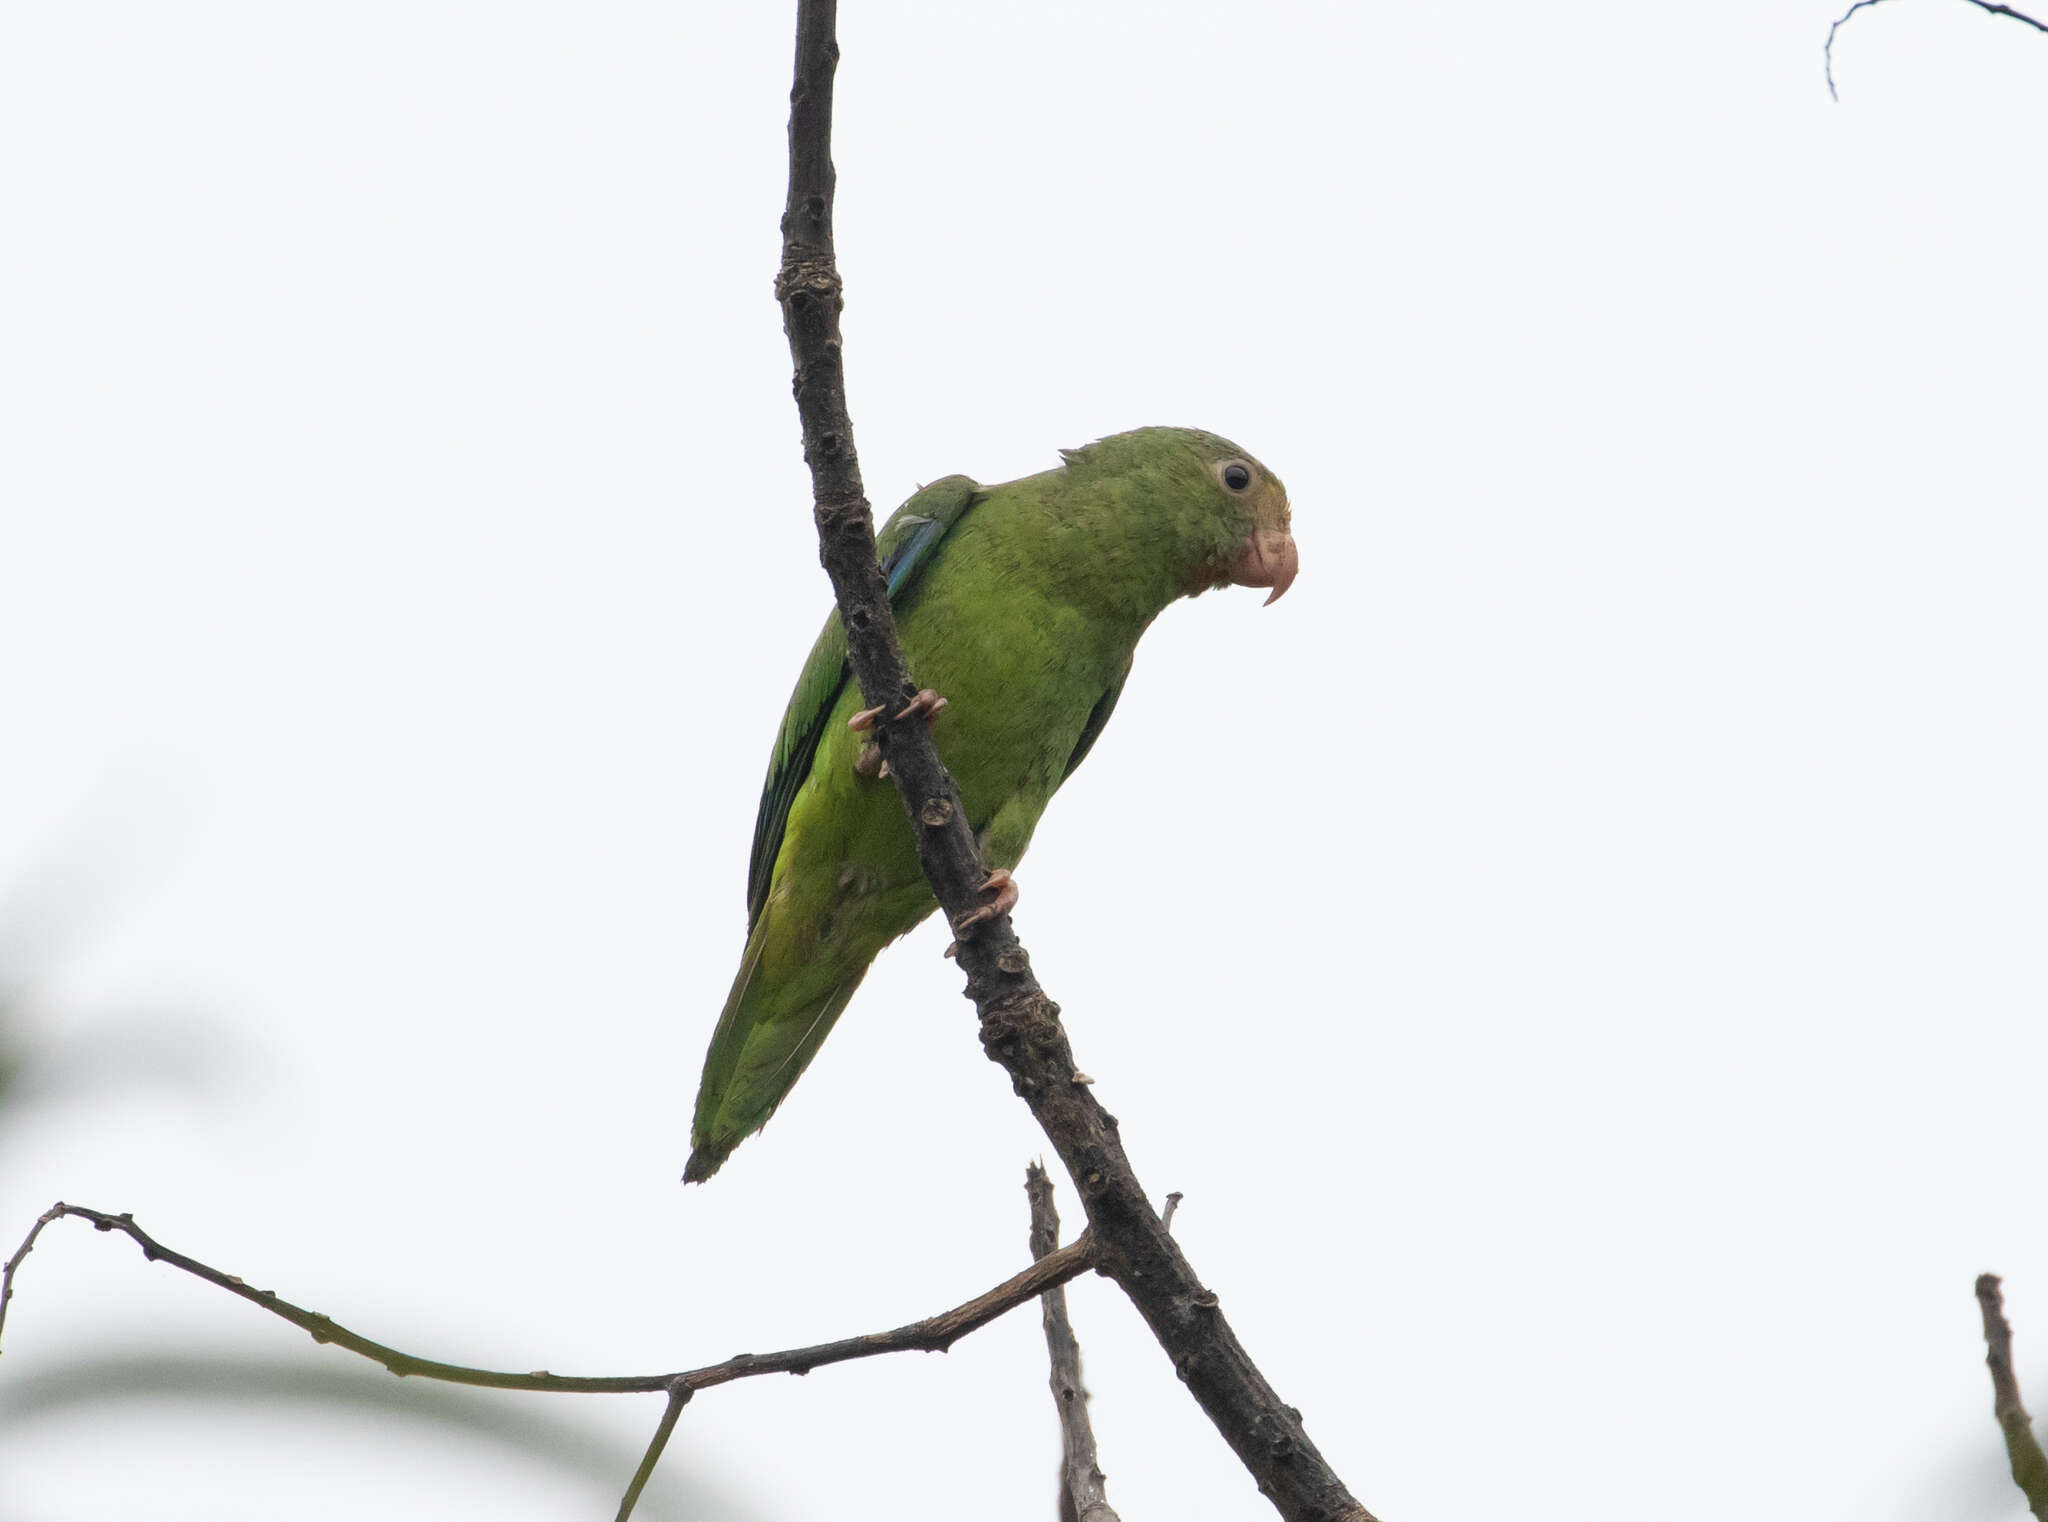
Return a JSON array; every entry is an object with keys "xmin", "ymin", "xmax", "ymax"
[{"xmin": 0, "ymin": 1202, "xmax": 1093, "ymax": 1398}]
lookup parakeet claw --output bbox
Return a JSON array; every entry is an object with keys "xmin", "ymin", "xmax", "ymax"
[
  {"xmin": 850, "ymin": 690, "xmax": 947, "ymax": 732},
  {"xmin": 854, "ymin": 740, "xmax": 885, "ymax": 777},
  {"xmin": 951, "ymin": 868, "xmax": 1019, "ymax": 936},
  {"xmin": 895, "ymin": 688, "xmax": 948, "ymax": 723}
]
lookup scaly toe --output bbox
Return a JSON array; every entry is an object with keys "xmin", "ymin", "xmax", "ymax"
[
  {"xmin": 848, "ymin": 704, "xmax": 888, "ymax": 732},
  {"xmin": 895, "ymin": 688, "xmax": 949, "ymax": 724},
  {"xmin": 952, "ymin": 869, "xmax": 1019, "ymax": 934}
]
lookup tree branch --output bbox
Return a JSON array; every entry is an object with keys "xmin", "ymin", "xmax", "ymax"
[
  {"xmin": 1028, "ymin": 1164, "xmax": 1120, "ymax": 1522},
  {"xmin": 1827, "ymin": 0, "xmax": 2048, "ymax": 100},
  {"xmin": 1976, "ymin": 1274, "xmax": 2048, "ymax": 1519},
  {"xmin": 771, "ymin": 6, "xmax": 1372, "ymax": 1519},
  {"xmin": 0, "ymin": 1201, "xmax": 1094, "ymax": 1397}
]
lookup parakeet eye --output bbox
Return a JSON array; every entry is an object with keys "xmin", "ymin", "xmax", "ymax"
[{"xmin": 1219, "ymin": 461, "xmax": 1253, "ymax": 492}]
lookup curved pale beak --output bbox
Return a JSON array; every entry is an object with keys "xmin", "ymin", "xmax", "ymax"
[{"xmin": 1227, "ymin": 527, "xmax": 1299, "ymax": 605}]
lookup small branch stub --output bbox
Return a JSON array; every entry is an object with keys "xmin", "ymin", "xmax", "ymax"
[
  {"xmin": 1028, "ymin": 1164, "xmax": 1122, "ymax": 1522},
  {"xmin": 1976, "ymin": 1274, "xmax": 2048, "ymax": 1520},
  {"xmin": 615, "ymin": 1385, "xmax": 692, "ymax": 1522}
]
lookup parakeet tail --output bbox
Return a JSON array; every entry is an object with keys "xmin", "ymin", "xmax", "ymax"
[{"xmin": 685, "ymin": 922, "xmax": 865, "ymax": 1183}]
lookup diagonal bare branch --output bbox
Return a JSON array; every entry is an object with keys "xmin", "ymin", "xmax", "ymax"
[
  {"xmin": 1827, "ymin": 0, "xmax": 2048, "ymax": 100},
  {"xmin": 0, "ymin": 1201, "xmax": 1094, "ymax": 1397},
  {"xmin": 1976, "ymin": 1274, "xmax": 2048, "ymax": 1520},
  {"xmin": 770, "ymin": 6, "xmax": 1373, "ymax": 1518}
]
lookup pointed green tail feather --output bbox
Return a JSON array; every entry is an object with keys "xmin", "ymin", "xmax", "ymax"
[{"xmin": 686, "ymin": 915, "xmax": 869, "ymax": 1182}]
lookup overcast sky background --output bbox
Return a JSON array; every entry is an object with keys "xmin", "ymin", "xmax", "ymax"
[{"xmin": 4, "ymin": 2, "xmax": 2048, "ymax": 1519}]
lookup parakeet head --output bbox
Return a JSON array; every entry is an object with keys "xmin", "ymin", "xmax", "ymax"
[
  {"xmin": 1205, "ymin": 441, "xmax": 1298, "ymax": 606},
  {"xmin": 1060, "ymin": 427, "xmax": 1298, "ymax": 607}
]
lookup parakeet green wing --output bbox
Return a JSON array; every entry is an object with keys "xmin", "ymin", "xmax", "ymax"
[
  {"xmin": 744, "ymin": 475, "xmax": 981, "ymax": 929},
  {"xmin": 1060, "ymin": 655, "xmax": 1132, "ymax": 783}
]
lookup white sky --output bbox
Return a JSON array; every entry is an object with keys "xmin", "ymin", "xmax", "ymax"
[{"xmin": 4, "ymin": 2, "xmax": 2047, "ymax": 1519}]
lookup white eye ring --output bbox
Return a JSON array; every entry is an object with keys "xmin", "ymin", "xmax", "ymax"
[{"xmin": 1216, "ymin": 460, "xmax": 1254, "ymax": 493}]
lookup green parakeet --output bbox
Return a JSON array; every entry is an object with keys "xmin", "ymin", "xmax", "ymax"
[{"xmin": 686, "ymin": 426, "xmax": 1297, "ymax": 1181}]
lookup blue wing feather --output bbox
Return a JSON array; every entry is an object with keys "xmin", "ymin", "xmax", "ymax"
[{"xmin": 882, "ymin": 514, "xmax": 948, "ymax": 597}]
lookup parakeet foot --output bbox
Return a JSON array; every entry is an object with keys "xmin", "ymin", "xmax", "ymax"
[
  {"xmin": 852, "ymin": 689, "xmax": 948, "ymax": 779},
  {"xmin": 951, "ymin": 868, "xmax": 1019, "ymax": 936}
]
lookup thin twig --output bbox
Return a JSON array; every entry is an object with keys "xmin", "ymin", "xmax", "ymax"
[
  {"xmin": 1958, "ymin": 0, "xmax": 2047, "ymax": 29},
  {"xmin": 615, "ymin": 1384, "xmax": 692, "ymax": 1522},
  {"xmin": 0, "ymin": 1201, "xmax": 65, "ymax": 1350},
  {"xmin": 770, "ymin": 8, "xmax": 1373, "ymax": 1518},
  {"xmin": 1976, "ymin": 1274, "xmax": 2048, "ymax": 1519},
  {"xmin": 1827, "ymin": 0, "xmax": 1900, "ymax": 98},
  {"xmin": 1028, "ymin": 1164, "xmax": 1120, "ymax": 1522},
  {"xmin": 1161, "ymin": 1192, "xmax": 1184, "ymax": 1234},
  {"xmin": 0, "ymin": 1202, "xmax": 1093, "ymax": 1396},
  {"xmin": 1827, "ymin": 0, "xmax": 2048, "ymax": 100}
]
